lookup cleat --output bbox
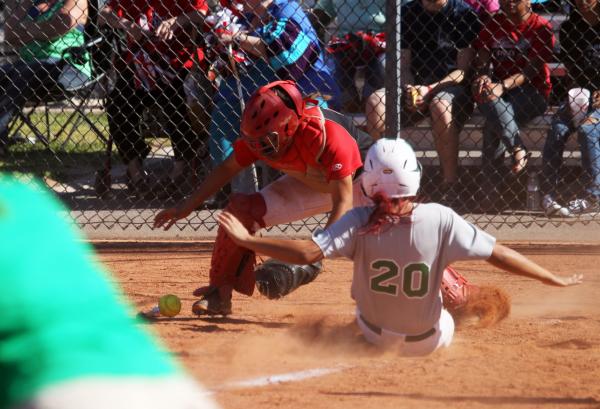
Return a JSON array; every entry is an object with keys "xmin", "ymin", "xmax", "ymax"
[{"xmin": 191, "ymin": 286, "xmax": 232, "ymax": 316}]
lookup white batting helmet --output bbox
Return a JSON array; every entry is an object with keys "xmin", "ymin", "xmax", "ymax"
[{"xmin": 361, "ymin": 138, "xmax": 422, "ymax": 198}]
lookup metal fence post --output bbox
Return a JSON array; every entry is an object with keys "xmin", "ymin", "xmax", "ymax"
[{"xmin": 385, "ymin": 0, "xmax": 401, "ymax": 140}]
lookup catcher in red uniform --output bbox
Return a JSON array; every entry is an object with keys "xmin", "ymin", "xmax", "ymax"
[{"xmin": 154, "ymin": 80, "xmax": 476, "ymax": 316}]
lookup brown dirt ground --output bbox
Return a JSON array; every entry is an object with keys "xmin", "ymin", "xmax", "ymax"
[{"xmin": 97, "ymin": 242, "xmax": 600, "ymax": 409}]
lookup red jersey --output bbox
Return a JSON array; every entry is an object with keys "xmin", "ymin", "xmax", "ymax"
[
  {"xmin": 108, "ymin": 0, "xmax": 208, "ymax": 70},
  {"xmin": 234, "ymin": 107, "xmax": 363, "ymax": 187},
  {"xmin": 475, "ymin": 13, "xmax": 555, "ymax": 98}
]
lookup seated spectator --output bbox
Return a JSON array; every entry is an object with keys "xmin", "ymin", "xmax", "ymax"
[
  {"xmin": 99, "ymin": 0, "xmax": 208, "ymax": 198},
  {"xmin": 365, "ymin": 0, "xmax": 480, "ymax": 205},
  {"xmin": 208, "ymin": 0, "xmax": 340, "ymax": 195},
  {"xmin": 310, "ymin": 0, "xmax": 386, "ymax": 112},
  {"xmin": 541, "ymin": 0, "xmax": 600, "ymax": 216},
  {"xmin": 472, "ymin": 0, "xmax": 555, "ymax": 209},
  {"xmin": 0, "ymin": 0, "xmax": 90, "ymax": 155}
]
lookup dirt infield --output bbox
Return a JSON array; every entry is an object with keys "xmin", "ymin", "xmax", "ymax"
[{"xmin": 98, "ymin": 242, "xmax": 600, "ymax": 409}]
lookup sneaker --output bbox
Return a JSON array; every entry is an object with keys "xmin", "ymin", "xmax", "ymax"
[
  {"xmin": 567, "ymin": 196, "xmax": 600, "ymax": 215},
  {"xmin": 541, "ymin": 194, "xmax": 571, "ymax": 217},
  {"xmin": 191, "ymin": 286, "xmax": 232, "ymax": 316}
]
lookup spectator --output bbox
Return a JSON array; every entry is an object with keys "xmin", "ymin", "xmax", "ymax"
[
  {"xmin": 365, "ymin": 0, "xmax": 481, "ymax": 205},
  {"xmin": 99, "ymin": 0, "xmax": 208, "ymax": 198},
  {"xmin": 208, "ymin": 0, "xmax": 339, "ymax": 194},
  {"xmin": 310, "ymin": 0, "xmax": 386, "ymax": 112},
  {"xmin": 540, "ymin": 0, "xmax": 600, "ymax": 216},
  {"xmin": 472, "ymin": 0, "xmax": 555, "ymax": 210},
  {"xmin": 0, "ymin": 0, "xmax": 90, "ymax": 155},
  {"xmin": 0, "ymin": 174, "xmax": 220, "ymax": 409}
]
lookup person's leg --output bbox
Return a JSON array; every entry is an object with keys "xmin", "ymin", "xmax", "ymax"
[
  {"xmin": 428, "ymin": 86, "xmax": 473, "ymax": 187},
  {"xmin": 365, "ymin": 88, "xmax": 385, "ymax": 139},
  {"xmin": 506, "ymin": 85, "xmax": 548, "ymax": 174},
  {"xmin": 195, "ymin": 175, "xmax": 369, "ymax": 314},
  {"xmin": 430, "ymin": 98, "xmax": 459, "ymax": 184},
  {"xmin": 576, "ymin": 109, "xmax": 600, "ymax": 208},
  {"xmin": 478, "ymin": 96, "xmax": 514, "ymax": 181},
  {"xmin": 185, "ymin": 68, "xmax": 214, "ymax": 162},
  {"xmin": 362, "ymin": 52, "xmax": 385, "ymax": 104},
  {"xmin": 106, "ymin": 73, "xmax": 148, "ymax": 188},
  {"xmin": 156, "ymin": 72, "xmax": 200, "ymax": 194},
  {"xmin": 194, "ymin": 175, "xmax": 327, "ymax": 315},
  {"xmin": 541, "ymin": 104, "xmax": 572, "ymax": 200}
]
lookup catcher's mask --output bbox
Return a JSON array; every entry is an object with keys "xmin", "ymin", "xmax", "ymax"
[{"xmin": 240, "ymin": 80, "xmax": 304, "ymax": 160}]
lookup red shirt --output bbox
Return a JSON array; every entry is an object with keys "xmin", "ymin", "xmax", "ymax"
[
  {"xmin": 475, "ymin": 13, "xmax": 555, "ymax": 98},
  {"xmin": 108, "ymin": 0, "xmax": 208, "ymax": 70},
  {"xmin": 234, "ymin": 110, "xmax": 363, "ymax": 183}
]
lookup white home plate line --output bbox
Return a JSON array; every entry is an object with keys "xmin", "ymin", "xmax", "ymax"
[{"xmin": 207, "ymin": 366, "xmax": 350, "ymax": 394}]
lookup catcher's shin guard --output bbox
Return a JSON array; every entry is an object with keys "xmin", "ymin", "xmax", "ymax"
[
  {"xmin": 441, "ymin": 266, "xmax": 478, "ymax": 311},
  {"xmin": 255, "ymin": 259, "xmax": 323, "ymax": 299},
  {"xmin": 209, "ymin": 193, "xmax": 267, "ymax": 296}
]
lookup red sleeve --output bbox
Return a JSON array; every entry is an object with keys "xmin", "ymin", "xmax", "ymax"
[
  {"xmin": 232, "ymin": 138, "xmax": 258, "ymax": 167},
  {"xmin": 530, "ymin": 21, "xmax": 555, "ymax": 64},
  {"xmin": 319, "ymin": 121, "xmax": 363, "ymax": 181}
]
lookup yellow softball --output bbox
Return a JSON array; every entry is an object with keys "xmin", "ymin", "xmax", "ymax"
[{"xmin": 158, "ymin": 294, "xmax": 181, "ymax": 317}]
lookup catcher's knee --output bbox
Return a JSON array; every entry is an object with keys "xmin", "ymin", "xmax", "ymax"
[
  {"xmin": 226, "ymin": 192, "xmax": 267, "ymax": 229},
  {"xmin": 255, "ymin": 259, "xmax": 323, "ymax": 299}
]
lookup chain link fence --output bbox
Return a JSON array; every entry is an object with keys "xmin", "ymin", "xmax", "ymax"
[{"xmin": 0, "ymin": 0, "xmax": 599, "ymax": 231}]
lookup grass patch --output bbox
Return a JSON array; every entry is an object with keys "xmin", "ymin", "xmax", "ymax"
[
  {"xmin": 1, "ymin": 108, "xmax": 177, "ymax": 184},
  {"xmin": 1, "ymin": 110, "xmax": 113, "ymax": 181}
]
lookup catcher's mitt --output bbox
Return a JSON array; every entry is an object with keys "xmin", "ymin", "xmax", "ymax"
[
  {"xmin": 255, "ymin": 259, "xmax": 323, "ymax": 299},
  {"xmin": 441, "ymin": 266, "xmax": 478, "ymax": 312}
]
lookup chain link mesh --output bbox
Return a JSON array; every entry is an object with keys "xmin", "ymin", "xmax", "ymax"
[{"xmin": 0, "ymin": 0, "xmax": 598, "ymax": 231}]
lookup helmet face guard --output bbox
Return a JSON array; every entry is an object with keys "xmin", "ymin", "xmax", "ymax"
[
  {"xmin": 240, "ymin": 81, "xmax": 304, "ymax": 160},
  {"xmin": 241, "ymin": 130, "xmax": 286, "ymax": 160}
]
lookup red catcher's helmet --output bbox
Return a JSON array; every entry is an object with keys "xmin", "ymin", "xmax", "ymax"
[{"xmin": 240, "ymin": 80, "xmax": 304, "ymax": 160}]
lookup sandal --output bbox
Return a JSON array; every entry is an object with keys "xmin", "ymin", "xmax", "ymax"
[{"xmin": 510, "ymin": 146, "xmax": 531, "ymax": 176}]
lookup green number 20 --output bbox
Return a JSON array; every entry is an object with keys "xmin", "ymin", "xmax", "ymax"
[{"xmin": 369, "ymin": 260, "xmax": 430, "ymax": 298}]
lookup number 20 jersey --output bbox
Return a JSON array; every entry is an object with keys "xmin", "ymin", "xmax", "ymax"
[{"xmin": 312, "ymin": 203, "xmax": 495, "ymax": 335}]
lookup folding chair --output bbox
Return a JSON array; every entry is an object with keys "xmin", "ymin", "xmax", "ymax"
[{"xmin": 6, "ymin": 0, "xmax": 113, "ymax": 157}]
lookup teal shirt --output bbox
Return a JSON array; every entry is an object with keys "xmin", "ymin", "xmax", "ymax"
[
  {"xmin": 0, "ymin": 175, "xmax": 177, "ymax": 409},
  {"xmin": 314, "ymin": 0, "xmax": 386, "ymax": 34},
  {"xmin": 19, "ymin": 0, "xmax": 92, "ymax": 78}
]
